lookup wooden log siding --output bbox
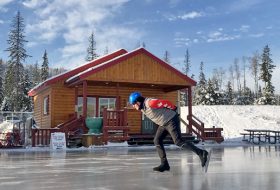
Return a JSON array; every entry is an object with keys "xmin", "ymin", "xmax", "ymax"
[
  {"xmin": 33, "ymin": 88, "xmax": 52, "ymax": 129},
  {"xmin": 75, "ymin": 85, "xmax": 178, "ymax": 134},
  {"xmin": 84, "ymin": 54, "xmax": 188, "ymax": 86},
  {"xmin": 31, "ymin": 49, "xmax": 188, "ymax": 133},
  {"xmin": 51, "ymin": 85, "xmax": 76, "ymax": 127}
]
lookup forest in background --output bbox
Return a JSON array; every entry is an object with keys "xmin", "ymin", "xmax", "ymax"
[{"xmin": 0, "ymin": 11, "xmax": 279, "ymax": 112}]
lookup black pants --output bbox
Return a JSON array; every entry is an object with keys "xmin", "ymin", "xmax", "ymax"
[{"xmin": 153, "ymin": 114, "xmax": 203, "ymax": 163}]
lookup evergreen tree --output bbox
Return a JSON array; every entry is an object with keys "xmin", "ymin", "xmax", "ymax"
[
  {"xmin": 204, "ymin": 79, "xmax": 219, "ymax": 105},
  {"xmin": 0, "ymin": 59, "xmax": 4, "ymax": 105},
  {"xmin": 183, "ymin": 49, "xmax": 191, "ymax": 76},
  {"xmin": 163, "ymin": 50, "xmax": 170, "ymax": 63},
  {"xmin": 20, "ymin": 70, "xmax": 32, "ymax": 111},
  {"xmin": 32, "ymin": 61, "xmax": 41, "ymax": 85},
  {"xmin": 226, "ymin": 81, "xmax": 234, "ymax": 105},
  {"xmin": 194, "ymin": 62, "xmax": 207, "ymax": 105},
  {"xmin": 86, "ymin": 31, "xmax": 98, "ymax": 61},
  {"xmin": 104, "ymin": 46, "xmax": 109, "ymax": 55},
  {"xmin": 41, "ymin": 50, "xmax": 49, "ymax": 81},
  {"xmin": 142, "ymin": 42, "xmax": 146, "ymax": 48},
  {"xmin": 3, "ymin": 11, "xmax": 31, "ymax": 111},
  {"xmin": 0, "ymin": 97, "xmax": 12, "ymax": 111},
  {"xmin": 257, "ymin": 45, "xmax": 276, "ymax": 105}
]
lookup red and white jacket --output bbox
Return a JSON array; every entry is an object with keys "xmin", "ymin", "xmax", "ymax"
[{"xmin": 141, "ymin": 98, "xmax": 177, "ymax": 126}]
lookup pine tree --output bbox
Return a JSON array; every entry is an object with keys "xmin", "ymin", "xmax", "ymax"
[
  {"xmin": 104, "ymin": 46, "xmax": 109, "ymax": 55},
  {"xmin": 32, "ymin": 61, "xmax": 41, "ymax": 85},
  {"xmin": 86, "ymin": 31, "xmax": 98, "ymax": 61},
  {"xmin": 142, "ymin": 42, "xmax": 146, "ymax": 48},
  {"xmin": 41, "ymin": 50, "xmax": 49, "ymax": 81},
  {"xmin": 257, "ymin": 45, "xmax": 276, "ymax": 105},
  {"xmin": 0, "ymin": 62, "xmax": 3, "ymax": 105},
  {"xmin": 205, "ymin": 79, "xmax": 219, "ymax": 105},
  {"xmin": 183, "ymin": 49, "xmax": 191, "ymax": 76},
  {"xmin": 163, "ymin": 50, "xmax": 170, "ymax": 63},
  {"xmin": 226, "ymin": 81, "xmax": 234, "ymax": 105},
  {"xmin": 20, "ymin": 71, "xmax": 32, "ymax": 111},
  {"xmin": 3, "ymin": 11, "xmax": 31, "ymax": 111},
  {"xmin": 194, "ymin": 62, "xmax": 207, "ymax": 105}
]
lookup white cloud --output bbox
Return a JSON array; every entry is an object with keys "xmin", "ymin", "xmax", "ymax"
[
  {"xmin": 249, "ymin": 33, "xmax": 264, "ymax": 38},
  {"xmin": 22, "ymin": 0, "xmax": 145, "ymax": 67},
  {"xmin": 179, "ymin": 11, "xmax": 203, "ymax": 20},
  {"xmin": 174, "ymin": 37, "xmax": 190, "ymax": 47},
  {"xmin": 207, "ymin": 30, "xmax": 240, "ymax": 43},
  {"xmin": 22, "ymin": 0, "xmax": 47, "ymax": 8},
  {"xmin": 0, "ymin": 0, "xmax": 13, "ymax": 12},
  {"xmin": 240, "ymin": 25, "xmax": 250, "ymax": 32},
  {"xmin": 24, "ymin": 0, "xmax": 132, "ymax": 43},
  {"xmin": 166, "ymin": 11, "xmax": 203, "ymax": 21},
  {"xmin": 229, "ymin": 0, "xmax": 263, "ymax": 12},
  {"xmin": 193, "ymin": 39, "xmax": 199, "ymax": 43},
  {"xmin": 0, "ymin": 20, "xmax": 4, "ymax": 24},
  {"xmin": 168, "ymin": 0, "xmax": 181, "ymax": 7}
]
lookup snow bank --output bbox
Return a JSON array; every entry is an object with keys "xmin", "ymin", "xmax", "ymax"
[{"xmin": 181, "ymin": 105, "xmax": 280, "ymax": 141}]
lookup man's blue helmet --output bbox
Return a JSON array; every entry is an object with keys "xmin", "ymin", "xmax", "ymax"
[{"xmin": 129, "ymin": 92, "xmax": 141, "ymax": 105}]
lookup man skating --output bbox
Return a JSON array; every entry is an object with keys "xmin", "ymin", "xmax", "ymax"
[{"xmin": 129, "ymin": 92, "xmax": 209, "ymax": 172}]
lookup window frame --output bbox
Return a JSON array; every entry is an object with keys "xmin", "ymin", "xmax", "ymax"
[{"xmin": 43, "ymin": 95, "xmax": 49, "ymax": 116}]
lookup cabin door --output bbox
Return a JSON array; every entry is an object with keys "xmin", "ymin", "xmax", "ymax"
[{"xmin": 141, "ymin": 114, "xmax": 157, "ymax": 134}]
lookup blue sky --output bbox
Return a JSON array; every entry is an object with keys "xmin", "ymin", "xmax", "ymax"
[{"xmin": 0, "ymin": 0, "xmax": 280, "ymax": 93}]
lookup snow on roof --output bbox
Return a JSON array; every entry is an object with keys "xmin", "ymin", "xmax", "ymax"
[
  {"xmin": 28, "ymin": 49, "xmax": 127, "ymax": 96},
  {"xmin": 65, "ymin": 48, "xmax": 135, "ymax": 83},
  {"xmin": 65, "ymin": 47, "xmax": 196, "ymax": 85}
]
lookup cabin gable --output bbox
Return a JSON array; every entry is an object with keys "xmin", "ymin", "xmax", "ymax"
[{"xmin": 84, "ymin": 52, "xmax": 189, "ymax": 86}]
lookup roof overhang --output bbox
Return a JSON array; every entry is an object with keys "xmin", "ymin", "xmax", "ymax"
[{"xmin": 67, "ymin": 80, "xmax": 190, "ymax": 93}]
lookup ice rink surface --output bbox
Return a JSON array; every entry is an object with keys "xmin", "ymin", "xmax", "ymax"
[{"xmin": 1, "ymin": 145, "xmax": 280, "ymax": 190}]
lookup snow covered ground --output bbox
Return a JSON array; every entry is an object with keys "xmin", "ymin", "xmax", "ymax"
[
  {"xmin": 0, "ymin": 105, "xmax": 279, "ymax": 150},
  {"xmin": 181, "ymin": 105, "xmax": 280, "ymax": 142}
]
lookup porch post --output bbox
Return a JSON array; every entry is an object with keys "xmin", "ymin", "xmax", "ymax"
[
  {"xmin": 82, "ymin": 81, "xmax": 88, "ymax": 118},
  {"xmin": 75, "ymin": 86, "xmax": 78, "ymax": 117},
  {"xmin": 116, "ymin": 82, "xmax": 120, "ymax": 110},
  {"xmin": 187, "ymin": 86, "xmax": 193, "ymax": 135}
]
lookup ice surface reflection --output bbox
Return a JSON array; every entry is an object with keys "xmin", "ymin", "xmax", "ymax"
[{"xmin": 0, "ymin": 145, "xmax": 279, "ymax": 190}]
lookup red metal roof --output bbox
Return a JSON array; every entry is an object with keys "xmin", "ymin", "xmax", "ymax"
[
  {"xmin": 29, "ymin": 48, "xmax": 196, "ymax": 96},
  {"xmin": 28, "ymin": 49, "xmax": 128, "ymax": 96}
]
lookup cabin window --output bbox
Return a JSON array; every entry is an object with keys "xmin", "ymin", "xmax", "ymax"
[
  {"xmin": 43, "ymin": 96, "xmax": 49, "ymax": 115},
  {"xmin": 77, "ymin": 97, "xmax": 96, "ymax": 117},
  {"xmin": 99, "ymin": 98, "xmax": 116, "ymax": 117}
]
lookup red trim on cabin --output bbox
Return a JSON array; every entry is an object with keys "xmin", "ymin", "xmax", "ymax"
[
  {"xmin": 28, "ymin": 49, "xmax": 128, "ymax": 96},
  {"xmin": 68, "ymin": 48, "xmax": 196, "ymax": 86}
]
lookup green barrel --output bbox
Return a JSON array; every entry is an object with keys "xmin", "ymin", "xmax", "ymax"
[{"xmin": 85, "ymin": 117, "xmax": 103, "ymax": 134}]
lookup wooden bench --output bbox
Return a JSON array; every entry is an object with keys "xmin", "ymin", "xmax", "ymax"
[
  {"xmin": 267, "ymin": 130, "xmax": 280, "ymax": 144},
  {"xmin": 242, "ymin": 129, "xmax": 280, "ymax": 144},
  {"xmin": 240, "ymin": 133, "xmax": 251, "ymax": 141}
]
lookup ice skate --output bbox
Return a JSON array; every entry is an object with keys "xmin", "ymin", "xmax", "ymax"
[{"xmin": 153, "ymin": 161, "xmax": 170, "ymax": 172}]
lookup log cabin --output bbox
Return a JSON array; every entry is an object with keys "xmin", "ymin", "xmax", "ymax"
[{"xmin": 28, "ymin": 48, "xmax": 223, "ymax": 146}]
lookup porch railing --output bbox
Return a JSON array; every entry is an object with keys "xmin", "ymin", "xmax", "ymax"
[
  {"xmin": 186, "ymin": 114, "xmax": 224, "ymax": 143},
  {"xmin": 102, "ymin": 108, "xmax": 130, "ymax": 144},
  {"xmin": 31, "ymin": 128, "xmax": 60, "ymax": 147}
]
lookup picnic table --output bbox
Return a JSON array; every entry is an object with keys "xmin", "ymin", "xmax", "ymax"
[{"xmin": 241, "ymin": 129, "xmax": 280, "ymax": 144}]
